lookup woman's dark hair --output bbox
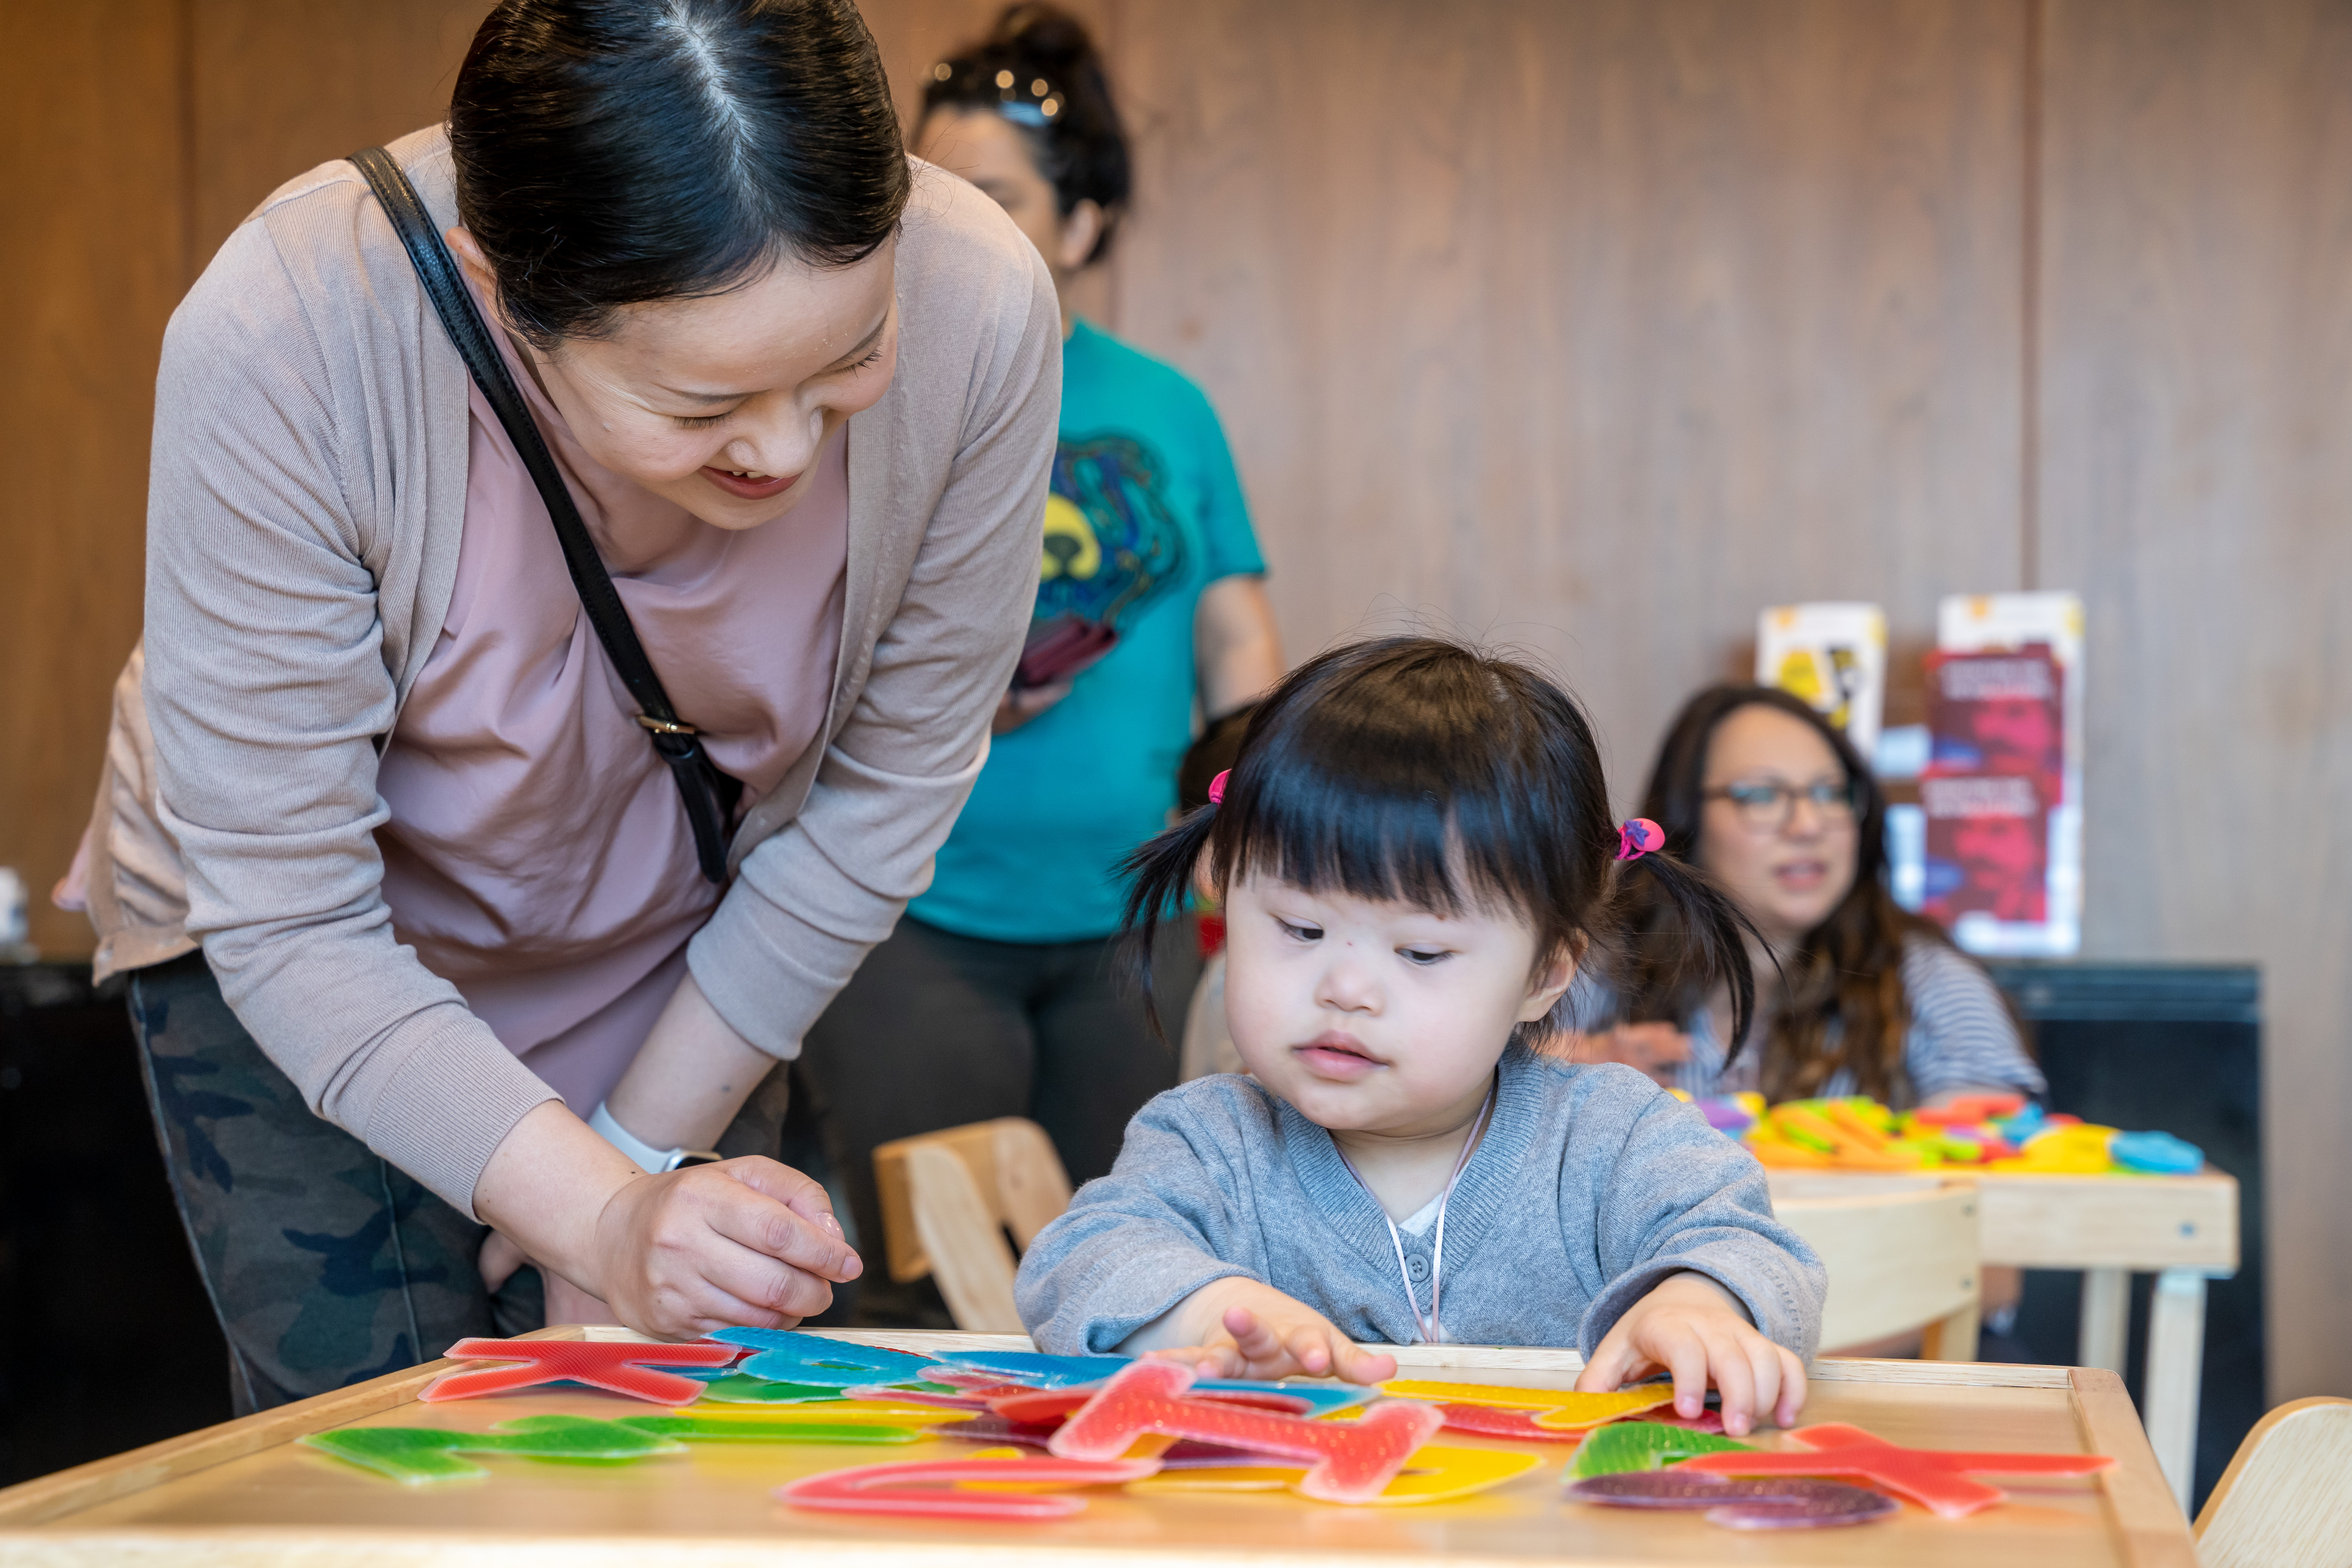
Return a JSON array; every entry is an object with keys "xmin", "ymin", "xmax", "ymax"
[
  {"xmin": 1120, "ymin": 637, "xmax": 1757, "ymax": 1049},
  {"xmin": 920, "ymin": 4, "xmax": 1131, "ymax": 264},
  {"xmin": 449, "ymin": 0, "xmax": 909, "ymax": 347},
  {"xmin": 1623, "ymin": 685, "xmax": 1968, "ymax": 1103}
]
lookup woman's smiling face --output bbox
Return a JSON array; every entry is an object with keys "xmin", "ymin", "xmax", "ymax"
[
  {"xmin": 450, "ymin": 227, "xmax": 899, "ymax": 530},
  {"xmin": 1694, "ymin": 703, "xmax": 1860, "ymax": 952}
]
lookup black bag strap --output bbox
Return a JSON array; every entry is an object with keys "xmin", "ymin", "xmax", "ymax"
[{"xmin": 348, "ymin": 145, "xmax": 740, "ymax": 883}]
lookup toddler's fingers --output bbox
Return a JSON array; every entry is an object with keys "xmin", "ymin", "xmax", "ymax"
[
  {"xmin": 1282, "ymin": 1325, "xmax": 1335, "ymax": 1378},
  {"xmin": 1221, "ymin": 1305, "xmax": 1282, "ymax": 1361},
  {"xmin": 1775, "ymin": 1347, "xmax": 1808, "ymax": 1428},
  {"xmin": 1332, "ymin": 1339, "xmax": 1397, "ymax": 1386},
  {"xmin": 1739, "ymin": 1338, "xmax": 1783, "ymax": 1434},
  {"xmin": 1573, "ymin": 1330, "xmax": 1640, "ymax": 1394},
  {"xmin": 1664, "ymin": 1336, "xmax": 1711, "ymax": 1420},
  {"xmin": 1708, "ymin": 1330, "xmax": 1758, "ymax": 1436}
]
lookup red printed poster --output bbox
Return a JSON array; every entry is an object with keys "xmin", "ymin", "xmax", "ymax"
[
  {"xmin": 1920, "ymin": 774, "xmax": 2049, "ymax": 926},
  {"xmin": 1925, "ymin": 645, "xmax": 2065, "ymax": 805}
]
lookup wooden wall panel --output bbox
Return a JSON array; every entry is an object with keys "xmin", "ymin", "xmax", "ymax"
[
  {"xmin": 0, "ymin": 0, "xmax": 187, "ymax": 955},
  {"xmin": 189, "ymin": 0, "xmax": 492, "ymax": 263},
  {"xmin": 1104, "ymin": 0, "xmax": 2029, "ymax": 802},
  {"xmin": 2039, "ymin": 0, "xmax": 2352, "ymax": 1404}
]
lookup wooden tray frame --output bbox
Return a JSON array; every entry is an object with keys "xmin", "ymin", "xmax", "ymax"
[{"xmin": 0, "ymin": 1328, "xmax": 2197, "ymax": 1568}]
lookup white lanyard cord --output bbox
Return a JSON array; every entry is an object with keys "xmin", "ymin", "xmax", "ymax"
[{"xmin": 1336, "ymin": 1081, "xmax": 1496, "ymax": 1346}]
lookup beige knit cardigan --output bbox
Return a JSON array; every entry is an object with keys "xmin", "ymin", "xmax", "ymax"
[{"xmin": 82, "ymin": 126, "xmax": 1059, "ymax": 1214}]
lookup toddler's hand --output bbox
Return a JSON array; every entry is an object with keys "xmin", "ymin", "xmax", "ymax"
[
  {"xmin": 1129, "ymin": 1278, "xmax": 1397, "ymax": 1385},
  {"xmin": 1575, "ymin": 1272, "xmax": 1805, "ymax": 1436}
]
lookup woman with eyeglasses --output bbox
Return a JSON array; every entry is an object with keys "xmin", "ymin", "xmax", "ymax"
[{"xmin": 1583, "ymin": 686, "xmax": 2043, "ymax": 1111}]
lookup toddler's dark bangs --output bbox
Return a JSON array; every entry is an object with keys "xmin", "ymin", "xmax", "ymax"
[{"xmin": 1221, "ymin": 702, "xmax": 1547, "ymax": 924}]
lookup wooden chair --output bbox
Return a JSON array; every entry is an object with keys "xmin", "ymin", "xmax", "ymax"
[
  {"xmin": 2192, "ymin": 1396, "xmax": 2352, "ymax": 1568},
  {"xmin": 1772, "ymin": 1183, "xmax": 1984, "ymax": 1359},
  {"xmin": 870, "ymin": 1118, "xmax": 1073, "ymax": 1332}
]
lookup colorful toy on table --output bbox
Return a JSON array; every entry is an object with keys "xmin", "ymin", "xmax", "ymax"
[
  {"xmin": 1567, "ymin": 1471, "xmax": 1900, "ymax": 1530},
  {"xmin": 418, "ymin": 1337, "xmax": 737, "ymax": 1404},
  {"xmin": 779, "ymin": 1454, "xmax": 1165, "ymax": 1521},
  {"xmin": 1674, "ymin": 1421, "xmax": 2118, "ymax": 1518},
  {"xmin": 1670, "ymin": 1090, "xmax": 1767, "ymax": 1136},
  {"xmin": 1736, "ymin": 1092, "xmax": 2203, "ymax": 1175},
  {"xmin": 664, "ymin": 1401, "xmax": 953, "ymax": 1430},
  {"xmin": 1046, "ymin": 1359, "xmax": 1441, "ymax": 1504},
  {"xmin": 697, "ymin": 1374, "xmax": 870, "ymax": 1405},
  {"xmin": 1129, "ymin": 1444, "xmax": 1544, "ymax": 1505},
  {"xmin": 925, "ymin": 1350, "xmax": 1131, "ymax": 1388},
  {"xmin": 1378, "ymin": 1379, "xmax": 1676, "ymax": 1430},
  {"xmin": 617, "ymin": 1413, "xmax": 924, "ymax": 1445},
  {"xmin": 1566, "ymin": 1420, "xmax": 1755, "ymax": 1478},
  {"xmin": 303, "ymin": 1414, "xmax": 686, "ymax": 1484},
  {"xmin": 709, "ymin": 1327, "xmax": 939, "ymax": 1387}
]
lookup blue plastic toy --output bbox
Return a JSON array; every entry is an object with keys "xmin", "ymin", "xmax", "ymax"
[
  {"xmin": 2111, "ymin": 1129, "xmax": 2205, "ymax": 1175},
  {"xmin": 710, "ymin": 1328, "xmax": 938, "ymax": 1388},
  {"xmin": 924, "ymin": 1350, "xmax": 1132, "ymax": 1388}
]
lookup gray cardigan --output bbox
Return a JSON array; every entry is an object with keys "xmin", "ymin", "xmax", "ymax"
[
  {"xmin": 1016, "ymin": 1049, "xmax": 1826, "ymax": 1359},
  {"xmin": 101, "ymin": 126, "xmax": 1061, "ymax": 1214}
]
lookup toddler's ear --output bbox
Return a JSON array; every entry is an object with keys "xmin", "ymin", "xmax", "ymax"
[{"xmin": 1517, "ymin": 941, "xmax": 1582, "ymax": 1024}]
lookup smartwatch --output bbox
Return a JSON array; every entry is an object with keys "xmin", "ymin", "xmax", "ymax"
[{"xmin": 589, "ymin": 1101, "xmax": 724, "ymax": 1174}]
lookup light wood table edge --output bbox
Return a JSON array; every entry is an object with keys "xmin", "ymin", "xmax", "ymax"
[
  {"xmin": 2069, "ymin": 1366, "xmax": 2195, "ymax": 1568},
  {"xmin": 0, "ymin": 1326, "xmax": 587, "ymax": 1528},
  {"xmin": 0, "ymin": 1532, "xmax": 1700, "ymax": 1568},
  {"xmin": 0, "ymin": 1329, "xmax": 2194, "ymax": 1565}
]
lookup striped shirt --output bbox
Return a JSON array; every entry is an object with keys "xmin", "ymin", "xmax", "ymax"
[{"xmin": 1673, "ymin": 935, "xmax": 2045, "ymax": 1107}]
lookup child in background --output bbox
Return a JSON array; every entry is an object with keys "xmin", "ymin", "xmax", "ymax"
[{"xmin": 1014, "ymin": 638, "xmax": 1826, "ymax": 1436}]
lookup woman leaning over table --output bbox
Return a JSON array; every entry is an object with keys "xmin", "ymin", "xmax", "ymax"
[{"xmin": 63, "ymin": 0, "xmax": 1058, "ymax": 1410}]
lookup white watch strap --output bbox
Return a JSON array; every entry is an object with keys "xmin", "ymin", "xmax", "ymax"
[{"xmin": 589, "ymin": 1101, "xmax": 682, "ymax": 1175}]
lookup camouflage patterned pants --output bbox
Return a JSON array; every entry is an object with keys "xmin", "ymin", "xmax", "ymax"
[{"xmin": 127, "ymin": 953, "xmax": 543, "ymax": 1415}]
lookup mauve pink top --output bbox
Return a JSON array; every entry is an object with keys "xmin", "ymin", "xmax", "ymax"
[{"xmin": 374, "ymin": 294, "xmax": 848, "ymax": 1115}]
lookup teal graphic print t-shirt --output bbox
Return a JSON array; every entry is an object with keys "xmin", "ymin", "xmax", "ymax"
[{"xmin": 909, "ymin": 321, "xmax": 1266, "ymax": 943}]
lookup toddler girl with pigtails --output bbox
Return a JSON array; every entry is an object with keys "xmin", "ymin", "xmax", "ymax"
[{"xmin": 1013, "ymin": 637, "xmax": 1827, "ymax": 1436}]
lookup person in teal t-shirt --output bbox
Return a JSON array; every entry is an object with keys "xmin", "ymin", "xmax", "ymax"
[{"xmin": 797, "ymin": 4, "xmax": 1283, "ymax": 1325}]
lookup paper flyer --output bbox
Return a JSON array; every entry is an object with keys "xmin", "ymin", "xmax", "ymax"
[
  {"xmin": 1755, "ymin": 602, "xmax": 1887, "ymax": 762},
  {"xmin": 1926, "ymin": 592, "xmax": 2085, "ymax": 956}
]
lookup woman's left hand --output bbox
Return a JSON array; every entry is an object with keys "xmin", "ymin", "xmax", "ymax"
[{"xmin": 1575, "ymin": 1271, "xmax": 1805, "ymax": 1436}]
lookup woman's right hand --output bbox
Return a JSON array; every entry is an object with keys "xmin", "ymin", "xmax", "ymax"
[
  {"xmin": 472, "ymin": 1100, "xmax": 862, "ymax": 1340},
  {"xmin": 589, "ymin": 1156, "xmax": 861, "ymax": 1337}
]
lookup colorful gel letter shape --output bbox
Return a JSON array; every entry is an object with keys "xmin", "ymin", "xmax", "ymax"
[
  {"xmin": 1566, "ymin": 1471, "xmax": 1900, "ymax": 1529},
  {"xmin": 709, "ymin": 1328, "xmax": 938, "ymax": 1388},
  {"xmin": 1568, "ymin": 1421, "xmax": 1755, "ymax": 1478},
  {"xmin": 778, "ymin": 1455, "xmax": 1163, "ymax": 1520},
  {"xmin": 927, "ymin": 1351, "xmax": 1134, "ymax": 1388},
  {"xmin": 1131, "ymin": 1444, "xmax": 1543, "ymax": 1506},
  {"xmin": 419, "ymin": 1338, "xmax": 737, "ymax": 1404},
  {"xmin": 1675, "ymin": 1422, "xmax": 2117, "ymax": 1518},
  {"xmin": 304, "ymin": 1414, "xmax": 685, "ymax": 1484},
  {"xmin": 1380, "ymin": 1379, "xmax": 1677, "ymax": 1430},
  {"xmin": 1048, "ymin": 1359, "xmax": 1441, "ymax": 1504}
]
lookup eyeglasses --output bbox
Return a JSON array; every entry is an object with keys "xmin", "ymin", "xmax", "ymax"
[{"xmin": 1702, "ymin": 779, "xmax": 1861, "ymax": 830}]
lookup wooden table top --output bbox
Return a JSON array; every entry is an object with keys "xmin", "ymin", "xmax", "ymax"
[
  {"xmin": 0, "ymin": 1330, "xmax": 2197, "ymax": 1568},
  {"xmin": 1766, "ymin": 1167, "xmax": 2239, "ymax": 1272}
]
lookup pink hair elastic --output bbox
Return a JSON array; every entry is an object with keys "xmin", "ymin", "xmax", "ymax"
[
  {"xmin": 1616, "ymin": 818, "xmax": 1665, "ymax": 862},
  {"xmin": 1207, "ymin": 769, "xmax": 1230, "ymax": 806}
]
